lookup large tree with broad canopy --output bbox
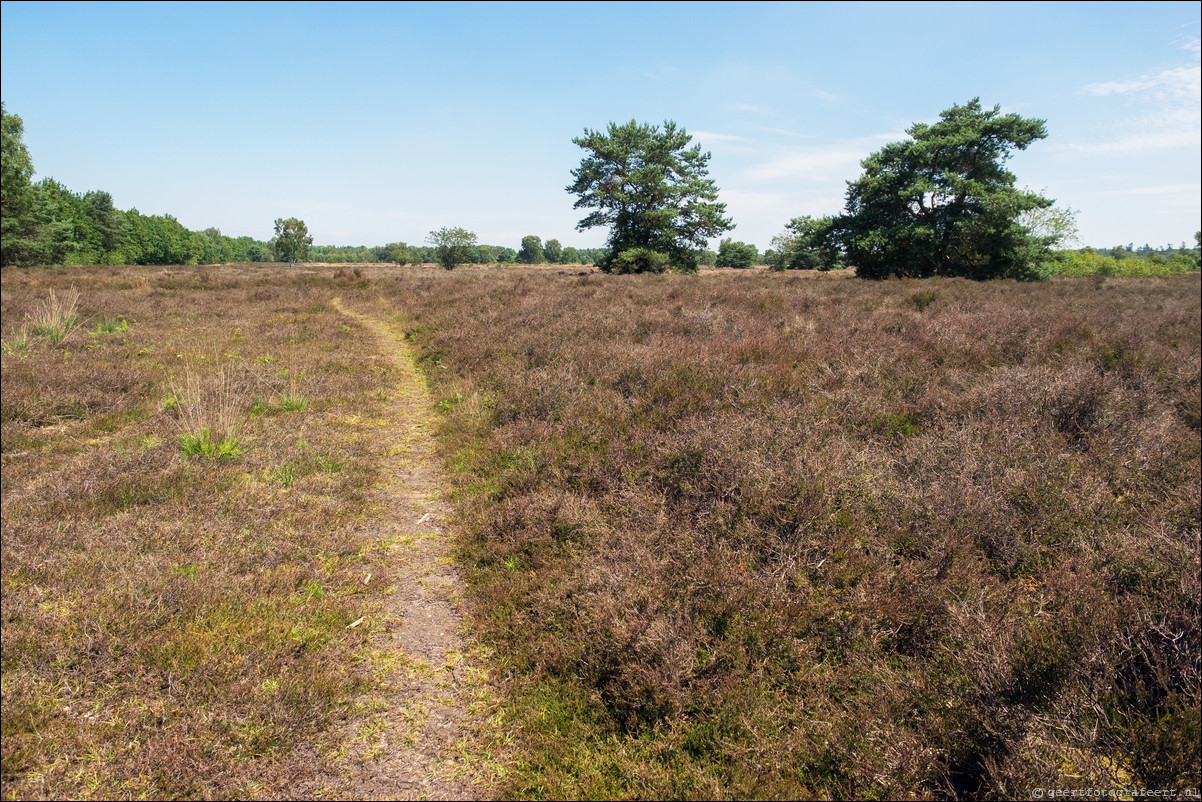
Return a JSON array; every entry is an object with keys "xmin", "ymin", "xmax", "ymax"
[
  {"xmin": 838, "ymin": 99, "xmax": 1057, "ymax": 280},
  {"xmin": 567, "ymin": 120, "xmax": 733, "ymax": 274}
]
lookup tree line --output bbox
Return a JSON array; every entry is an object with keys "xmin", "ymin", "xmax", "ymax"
[
  {"xmin": 320, "ymin": 236, "xmax": 609, "ymax": 267},
  {"xmin": 3, "ymin": 181, "xmax": 278, "ymax": 267},
  {"xmin": 1052, "ymin": 241, "xmax": 1201, "ymax": 277}
]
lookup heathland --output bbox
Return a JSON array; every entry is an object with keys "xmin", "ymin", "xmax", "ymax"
[{"xmin": 2, "ymin": 263, "xmax": 1199, "ymax": 799}]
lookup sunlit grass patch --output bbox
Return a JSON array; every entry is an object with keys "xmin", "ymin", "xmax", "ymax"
[
  {"xmin": 170, "ymin": 365, "xmax": 248, "ymax": 458},
  {"xmin": 272, "ymin": 461, "xmax": 298, "ymax": 486},
  {"xmin": 90, "ymin": 317, "xmax": 129, "ymax": 336},
  {"xmin": 178, "ymin": 426, "xmax": 245, "ymax": 458},
  {"xmin": 281, "ymin": 393, "xmax": 308, "ymax": 412}
]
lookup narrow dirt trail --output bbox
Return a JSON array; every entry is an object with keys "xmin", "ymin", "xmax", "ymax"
[{"xmin": 287, "ymin": 297, "xmax": 488, "ymax": 800}]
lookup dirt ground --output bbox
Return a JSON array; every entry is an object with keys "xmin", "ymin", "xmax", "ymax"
[{"xmin": 281, "ymin": 298, "xmax": 490, "ymax": 800}]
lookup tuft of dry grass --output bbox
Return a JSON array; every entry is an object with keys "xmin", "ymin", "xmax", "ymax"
[
  {"xmin": 26, "ymin": 288, "xmax": 82, "ymax": 345},
  {"xmin": 1, "ymin": 322, "xmax": 31, "ymax": 355},
  {"xmin": 170, "ymin": 365, "xmax": 248, "ymax": 457}
]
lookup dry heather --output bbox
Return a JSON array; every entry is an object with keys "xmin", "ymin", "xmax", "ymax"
[
  {"xmin": 381, "ymin": 269, "xmax": 1200, "ymax": 799},
  {"xmin": 3, "ymin": 264, "xmax": 1198, "ymax": 800}
]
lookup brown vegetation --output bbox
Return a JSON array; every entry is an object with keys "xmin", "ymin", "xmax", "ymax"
[
  {"xmin": 2, "ymin": 263, "xmax": 1198, "ymax": 799},
  {"xmin": 384, "ymin": 269, "xmax": 1200, "ymax": 799}
]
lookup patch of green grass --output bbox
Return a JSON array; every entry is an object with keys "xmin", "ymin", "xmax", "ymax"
[
  {"xmin": 273, "ymin": 462, "xmax": 297, "ymax": 487},
  {"xmin": 281, "ymin": 394, "xmax": 308, "ymax": 412},
  {"xmin": 314, "ymin": 451, "xmax": 345, "ymax": 473},
  {"xmin": 871, "ymin": 411, "xmax": 921, "ymax": 438},
  {"xmin": 2, "ymin": 265, "xmax": 402, "ymax": 799},
  {"xmin": 437, "ymin": 393, "xmax": 463, "ymax": 414},
  {"xmin": 90, "ymin": 317, "xmax": 129, "ymax": 336},
  {"xmin": 178, "ymin": 427, "xmax": 245, "ymax": 459}
]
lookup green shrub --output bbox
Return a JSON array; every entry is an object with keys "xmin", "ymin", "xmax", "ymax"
[
  {"xmin": 907, "ymin": 290, "xmax": 938, "ymax": 311},
  {"xmin": 605, "ymin": 247, "xmax": 671, "ymax": 274},
  {"xmin": 1052, "ymin": 248, "xmax": 1200, "ymax": 278},
  {"xmin": 715, "ymin": 238, "xmax": 758, "ymax": 269}
]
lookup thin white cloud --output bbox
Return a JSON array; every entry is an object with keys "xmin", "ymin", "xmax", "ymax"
[
  {"xmin": 811, "ymin": 89, "xmax": 839, "ymax": 102},
  {"xmin": 1096, "ymin": 183, "xmax": 1201, "ymax": 196},
  {"xmin": 1054, "ymin": 128, "xmax": 1200, "ymax": 156},
  {"xmin": 1092, "ymin": 184, "xmax": 1201, "ymax": 210},
  {"xmin": 743, "ymin": 132, "xmax": 902, "ymax": 181},
  {"xmin": 1042, "ymin": 174, "xmax": 1129, "ymax": 185},
  {"xmin": 719, "ymin": 188, "xmax": 791, "ymax": 216},
  {"xmin": 691, "ymin": 130, "xmax": 754, "ymax": 144},
  {"xmin": 730, "ymin": 102, "xmax": 770, "ymax": 113},
  {"xmin": 758, "ymin": 126, "xmax": 806, "ymax": 138},
  {"xmin": 714, "ymin": 189, "xmax": 845, "ymax": 245},
  {"xmin": 1083, "ymin": 65, "xmax": 1201, "ymax": 100},
  {"xmin": 642, "ymin": 65, "xmax": 677, "ymax": 80},
  {"xmin": 746, "ymin": 147, "xmax": 865, "ymax": 180},
  {"xmin": 259, "ymin": 198, "xmax": 349, "ymax": 212},
  {"xmin": 1066, "ymin": 55, "xmax": 1201, "ymax": 159}
]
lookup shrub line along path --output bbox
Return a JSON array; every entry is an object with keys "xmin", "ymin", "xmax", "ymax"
[{"xmin": 288, "ymin": 297, "xmax": 487, "ymax": 800}]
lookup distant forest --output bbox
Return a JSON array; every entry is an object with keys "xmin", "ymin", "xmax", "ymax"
[{"xmin": 2, "ymin": 173, "xmax": 611, "ymax": 267}]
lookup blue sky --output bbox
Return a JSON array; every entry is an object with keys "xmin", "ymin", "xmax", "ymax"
[{"xmin": 2, "ymin": 1, "xmax": 1199, "ymax": 251}]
